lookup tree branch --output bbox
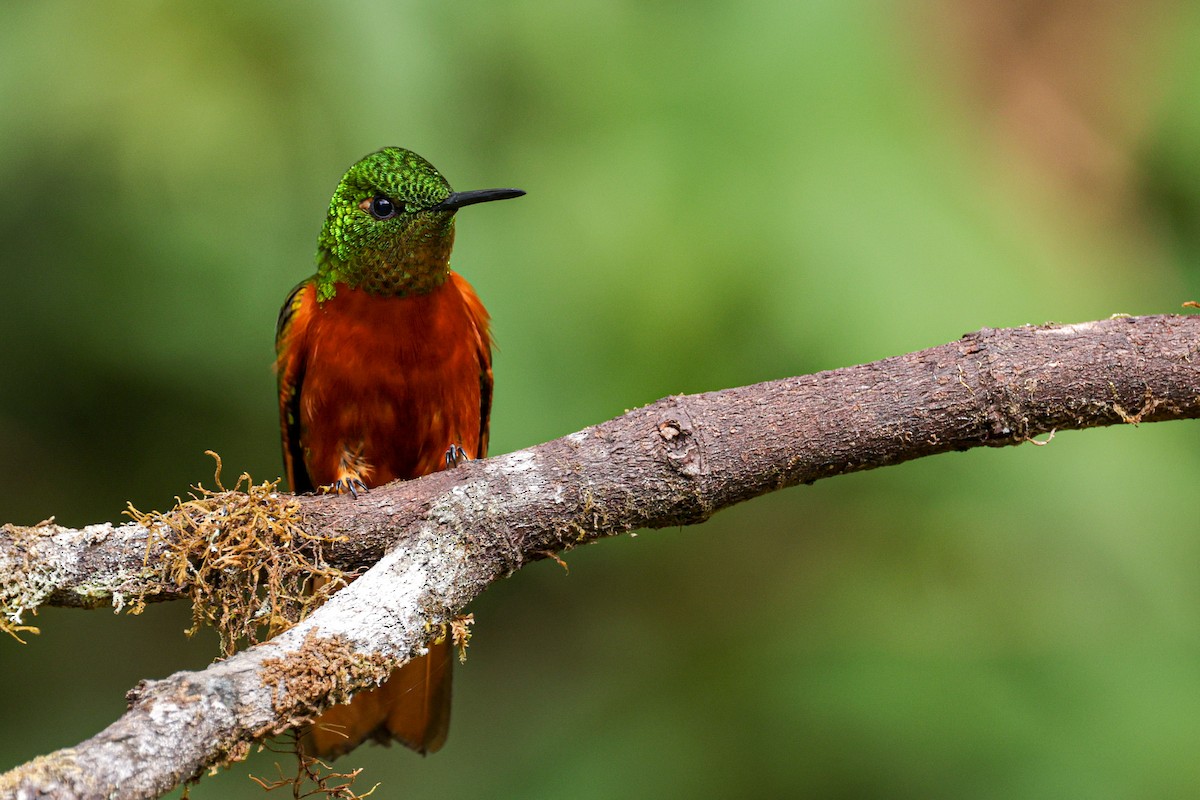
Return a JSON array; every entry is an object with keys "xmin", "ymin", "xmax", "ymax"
[{"xmin": 2, "ymin": 314, "xmax": 1199, "ymax": 800}]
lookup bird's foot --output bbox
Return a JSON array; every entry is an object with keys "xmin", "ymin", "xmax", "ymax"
[
  {"xmin": 444, "ymin": 444, "xmax": 470, "ymax": 469},
  {"xmin": 328, "ymin": 443, "xmax": 373, "ymax": 497},
  {"xmin": 327, "ymin": 476, "xmax": 368, "ymax": 498}
]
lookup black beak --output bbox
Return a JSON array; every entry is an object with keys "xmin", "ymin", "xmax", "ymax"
[{"xmin": 433, "ymin": 188, "xmax": 525, "ymax": 212}]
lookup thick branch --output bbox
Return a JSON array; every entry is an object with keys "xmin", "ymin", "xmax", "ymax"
[{"xmin": 2, "ymin": 314, "xmax": 1199, "ymax": 799}]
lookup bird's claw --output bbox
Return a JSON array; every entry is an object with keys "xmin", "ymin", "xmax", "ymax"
[
  {"xmin": 329, "ymin": 477, "xmax": 369, "ymax": 498},
  {"xmin": 445, "ymin": 444, "xmax": 470, "ymax": 469}
]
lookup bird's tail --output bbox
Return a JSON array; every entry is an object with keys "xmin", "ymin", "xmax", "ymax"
[{"xmin": 303, "ymin": 637, "xmax": 454, "ymax": 757}]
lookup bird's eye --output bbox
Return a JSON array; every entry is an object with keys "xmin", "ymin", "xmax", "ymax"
[{"xmin": 361, "ymin": 196, "xmax": 399, "ymax": 220}]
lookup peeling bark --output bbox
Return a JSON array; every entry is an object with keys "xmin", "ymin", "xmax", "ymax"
[{"xmin": 2, "ymin": 314, "xmax": 1199, "ymax": 800}]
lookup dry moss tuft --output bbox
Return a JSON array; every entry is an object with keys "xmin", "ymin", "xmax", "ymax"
[
  {"xmin": 448, "ymin": 614, "xmax": 474, "ymax": 663},
  {"xmin": 0, "ymin": 618, "xmax": 40, "ymax": 644},
  {"xmin": 126, "ymin": 453, "xmax": 356, "ymax": 655},
  {"xmin": 250, "ymin": 733, "xmax": 378, "ymax": 799},
  {"xmin": 259, "ymin": 629, "xmax": 393, "ymax": 730}
]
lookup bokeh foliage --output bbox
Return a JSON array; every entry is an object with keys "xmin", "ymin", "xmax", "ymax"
[{"xmin": 3, "ymin": 2, "xmax": 1200, "ymax": 797}]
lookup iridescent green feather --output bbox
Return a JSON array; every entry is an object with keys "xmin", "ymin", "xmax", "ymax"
[{"xmin": 315, "ymin": 147, "xmax": 456, "ymax": 301}]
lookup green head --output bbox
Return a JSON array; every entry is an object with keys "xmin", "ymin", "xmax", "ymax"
[{"xmin": 315, "ymin": 147, "xmax": 524, "ymax": 300}]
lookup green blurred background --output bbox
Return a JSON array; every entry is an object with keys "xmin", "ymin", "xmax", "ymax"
[{"xmin": 4, "ymin": 2, "xmax": 1200, "ymax": 797}]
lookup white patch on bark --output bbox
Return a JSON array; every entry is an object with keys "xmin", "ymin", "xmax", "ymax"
[
  {"xmin": 485, "ymin": 448, "xmax": 547, "ymax": 499},
  {"xmin": 491, "ymin": 449, "xmax": 535, "ymax": 473},
  {"xmin": 1041, "ymin": 321, "xmax": 1099, "ymax": 335},
  {"xmin": 275, "ymin": 544, "xmax": 433, "ymax": 658}
]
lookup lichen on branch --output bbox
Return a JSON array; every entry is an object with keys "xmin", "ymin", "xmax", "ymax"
[{"xmin": 0, "ymin": 523, "xmax": 48, "ymax": 642}]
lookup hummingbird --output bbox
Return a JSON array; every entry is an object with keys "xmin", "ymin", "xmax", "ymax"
[{"xmin": 275, "ymin": 146, "xmax": 524, "ymax": 756}]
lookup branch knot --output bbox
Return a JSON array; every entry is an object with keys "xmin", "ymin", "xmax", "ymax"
[{"xmin": 657, "ymin": 416, "xmax": 702, "ymax": 477}]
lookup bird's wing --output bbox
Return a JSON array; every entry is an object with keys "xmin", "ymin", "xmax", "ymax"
[
  {"xmin": 477, "ymin": 332, "xmax": 494, "ymax": 459},
  {"xmin": 451, "ymin": 272, "xmax": 494, "ymax": 459},
  {"xmin": 275, "ymin": 278, "xmax": 316, "ymax": 493}
]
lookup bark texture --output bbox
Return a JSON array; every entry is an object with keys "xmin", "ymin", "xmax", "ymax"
[{"xmin": 2, "ymin": 314, "xmax": 1199, "ymax": 800}]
